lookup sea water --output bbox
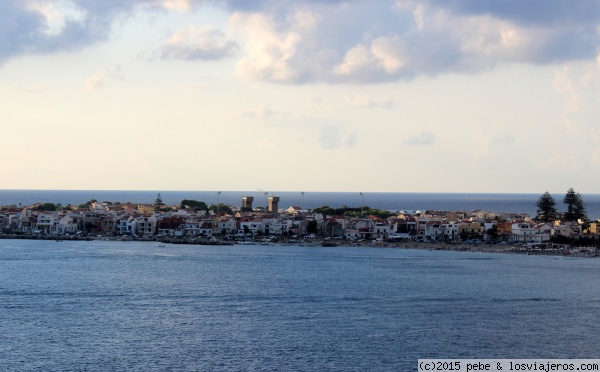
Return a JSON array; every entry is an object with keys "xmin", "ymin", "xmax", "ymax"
[
  {"xmin": 1, "ymin": 190, "xmax": 600, "ymax": 219},
  {"xmin": 1, "ymin": 240, "xmax": 599, "ymax": 370}
]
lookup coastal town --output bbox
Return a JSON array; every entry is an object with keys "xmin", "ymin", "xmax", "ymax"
[{"xmin": 1, "ymin": 193, "xmax": 599, "ymax": 254}]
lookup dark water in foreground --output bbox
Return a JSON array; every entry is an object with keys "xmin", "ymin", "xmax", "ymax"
[{"xmin": 1, "ymin": 240, "xmax": 600, "ymax": 371}]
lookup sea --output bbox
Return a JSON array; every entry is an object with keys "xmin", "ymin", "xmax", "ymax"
[
  {"xmin": 1, "ymin": 240, "xmax": 599, "ymax": 370},
  {"xmin": 1, "ymin": 190, "xmax": 600, "ymax": 220}
]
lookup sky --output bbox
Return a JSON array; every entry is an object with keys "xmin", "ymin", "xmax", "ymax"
[{"xmin": 1, "ymin": 0, "xmax": 599, "ymax": 194}]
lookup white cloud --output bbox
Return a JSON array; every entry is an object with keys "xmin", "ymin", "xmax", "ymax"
[
  {"xmin": 345, "ymin": 94, "xmax": 395, "ymax": 109},
  {"xmin": 412, "ymin": 4, "xmax": 425, "ymax": 30},
  {"xmin": 590, "ymin": 129, "xmax": 600, "ymax": 170},
  {"xmin": 458, "ymin": 16, "xmax": 531, "ymax": 60},
  {"xmin": 319, "ymin": 126, "xmax": 341, "ymax": 150},
  {"xmin": 492, "ymin": 134, "xmax": 515, "ymax": 144},
  {"xmin": 84, "ymin": 66, "xmax": 124, "ymax": 92},
  {"xmin": 151, "ymin": 0, "xmax": 194, "ymax": 12},
  {"xmin": 319, "ymin": 125, "xmax": 358, "ymax": 150},
  {"xmin": 403, "ymin": 131, "xmax": 435, "ymax": 146},
  {"xmin": 334, "ymin": 33, "xmax": 407, "ymax": 80},
  {"xmin": 227, "ymin": 1, "xmax": 600, "ymax": 84},
  {"xmin": 1, "ymin": 0, "xmax": 598, "ymax": 86},
  {"xmin": 344, "ymin": 133, "xmax": 357, "ymax": 148},
  {"xmin": 231, "ymin": 9, "xmax": 321, "ymax": 83},
  {"xmin": 553, "ymin": 65, "xmax": 581, "ymax": 113},
  {"xmin": 236, "ymin": 106, "xmax": 289, "ymax": 120},
  {"xmin": 11, "ymin": 82, "xmax": 47, "ymax": 93},
  {"xmin": 159, "ymin": 26, "xmax": 238, "ymax": 61}
]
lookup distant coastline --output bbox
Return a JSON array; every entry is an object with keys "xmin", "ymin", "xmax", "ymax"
[
  {"xmin": 1, "ymin": 190, "xmax": 598, "ymax": 259},
  {"xmin": 1, "ymin": 190, "xmax": 600, "ymax": 220}
]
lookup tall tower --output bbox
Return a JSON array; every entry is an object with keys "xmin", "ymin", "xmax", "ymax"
[
  {"xmin": 268, "ymin": 196, "xmax": 280, "ymax": 214},
  {"xmin": 242, "ymin": 196, "xmax": 254, "ymax": 210}
]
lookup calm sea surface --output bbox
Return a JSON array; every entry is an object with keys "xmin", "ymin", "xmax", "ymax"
[
  {"xmin": 1, "ymin": 190, "xmax": 600, "ymax": 219},
  {"xmin": 1, "ymin": 240, "xmax": 599, "ymax": 370}
]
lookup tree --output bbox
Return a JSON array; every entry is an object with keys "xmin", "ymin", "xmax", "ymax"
[
  {"xmin": 209, "ymin": 204, "xmax": 233, "ymax": 215},
  {"xmin": 535, "ymin": 191, "xmax": 557, "ymax": 222},
  {"xmin": 486, "ymin": 224, "xmax": 499, "ymax": 240},
  {"xmin": 34, "ymin": 203, "xmax": 57, "ymax": 211},
  {"xmin": 154, "ymin": 193, "xmax": 165, "ymax": 212},
  {"xmin": 306, "ymin": 220, "xmax": 318, "ymax": 234},
  {"xmin": 180, "ymin": 199, "xmax": 208, "ymax": 211},
  {"xmin": 563, "ymin": 188, "xmax": 587, "ymax": 221}
]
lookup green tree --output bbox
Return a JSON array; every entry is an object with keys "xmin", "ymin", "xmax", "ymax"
[
  {"xmin": 313, "ymin": 206, "xmax": 335, "ymax": 215},
  {"xmin": 535, "ymin": 191, "xmax": 557, "ymax": 222},
  {"xmin": 154, "ymin": 193, "xmax": 165, "ymax": 212},
  {"xmin": 180, "ymin": 199, "xmax": 208, "ymax": 211},
  {"xmin": 34, "ymin": 203, "xmax": 57, "ymax": 211},
  {"xmin": 563, "ymin": 188, "xmax": 587, "ymax": 221},
  {"xmin": 306, "ymin": 220, "xmax": 318, "ymax": 234},
  {"xmin": 312, "ymin": 205, "xmax": 394, "ymax": 218},
  {"xmin": 486, "ymin": 225, "xmax": 499, "ymax": 240},
  {"xmin": 209, "ymin": 204, "xmax": 233, "ymax": 215}
]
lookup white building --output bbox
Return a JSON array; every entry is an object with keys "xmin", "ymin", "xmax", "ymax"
[
  {"xmin": 511, "ymin": 222, "xmax": 536, "ymax": 243},
  {"xmin": 54, "ymin": 215, "xmax": 78, "ymax": 234}
]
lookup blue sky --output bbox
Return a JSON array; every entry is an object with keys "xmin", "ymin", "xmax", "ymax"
[{"xmin": 1, "ymin": 0, "xmax": 599, "ymax": 193}]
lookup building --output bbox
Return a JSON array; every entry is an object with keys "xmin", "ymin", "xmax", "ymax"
[
  {"xmin": 268, "ymin": 196, "xmax": 280, "ymax": 214},
  {"xmin": 242, "ymin": 196, "xmax": 254, "ymax": 210}
]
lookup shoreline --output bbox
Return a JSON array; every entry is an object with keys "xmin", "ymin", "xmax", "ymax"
[
  {"xmin": 381, "ymin": 241, "xmax": 599, "ymax": 258},
  {"xmin": 1, "ymin": 234, "xmax": 597, "ymax": 258}
]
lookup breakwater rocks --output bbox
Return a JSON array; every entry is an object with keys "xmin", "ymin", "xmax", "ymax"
[
  {"xmin": 0, "ymin": 233, "xmax": 94, "ymax": 241},
  {"xmin": 156, "ymin": 237, "xmax": 233, "ymax": 246},
  {"xmin": 0, "ymin": 233, "xmax": 233, "ymax": 245}
]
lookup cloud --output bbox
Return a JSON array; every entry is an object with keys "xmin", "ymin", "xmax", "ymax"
[
  {"xmin": 335, "ymin": 34, "xmax": 408, "ymax": 79},
  {"xmin": 438, "ymin": 1, "xmax": 600, "ymax": 28},
  {"xmin": 403, "ymin": 131, "xmax": 435, "ymax": 146},
  {"xmin": 11, "ymin": 82, "xmax": 47, "ymax": 93},
  {"xmin": 553, "ymin": 65, "xmax": 581, "ymax": 113},
  {"xmin": 345, "ymin": 94, "xmax": 396, "ymax": 109},
  {"xmin": 492, "ymin": 134, "xmax": 515, "ymax": 144},
  {"xmin": 149, "ymin": 0, "xmax": 195, "ymax": 12},
  {"xmin": 159, "ymin": 26, "xmax": 239, "ymax": 60},
  {"xmin": 236, "ymin": 106, "xmax": 289, "ymax": 120},
  {"xmin": 0, "ymin": 0, "xmax": 198, "ymax": 65},
  {"xmin": 319, "ymin": 126, "xmax": 357, "ymax": 150},
  {"xmin": 84, "ymin": 66, "xmax": 124, "ymax": 92},
  {"xmin": 228, "ymin": 1, "xmax": 600, "ymax": 84},
  {"xmin": 319, "ymin": 126, "xmax": 341, "ymax": 150},
  {"xmin": 231, "ymin": 9, "xmax": 322, "ymax": 83},
  {"xmin": 1, "ymin": 0, "xmax": 599, "ymax": 86},
  {"xmin": 344, "ymin": 133, "xmax": 357, "ymax": 148}
]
